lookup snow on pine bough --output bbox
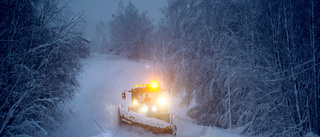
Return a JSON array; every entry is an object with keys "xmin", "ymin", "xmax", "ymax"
[{"xmin": 118, "ymin": 82, "xmax": 177, "ymax": 136}]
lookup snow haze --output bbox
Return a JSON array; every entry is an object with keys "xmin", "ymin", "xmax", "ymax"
[
  {"xmin": 49, "ymin": 54, "xmax": 248, "ymax": 137},
  {"xmin": 70, "ymin": 0, "xmax": 167, "ymax": 39},
  {"xmin": 2, "ymin": 0, "xmax": 319, "ymax": 136}
]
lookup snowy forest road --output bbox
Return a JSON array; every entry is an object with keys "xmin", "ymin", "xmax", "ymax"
[{"xmin": 49, "ymin": 54, "xmax": 246, "ymax": 137}]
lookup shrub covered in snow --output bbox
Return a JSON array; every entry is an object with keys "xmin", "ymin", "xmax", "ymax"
[{"xmin": 0, "ymin": 0, "xmax": 86, "ymax": 136}]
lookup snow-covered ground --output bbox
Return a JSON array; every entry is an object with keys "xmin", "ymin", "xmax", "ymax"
[{"xmin": 50, "ymin": 53, "xmax": 247, "ymax": 137}]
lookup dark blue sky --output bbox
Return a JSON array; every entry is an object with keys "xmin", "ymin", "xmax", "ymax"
[{"xmin": 70, "ymin": 0, "xmax": 167, "ymax": 40}]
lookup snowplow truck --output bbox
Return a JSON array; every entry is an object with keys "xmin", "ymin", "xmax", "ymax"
[{"xmin": 118, "ymin": 83, "xmax": 177, "ymax": 136}]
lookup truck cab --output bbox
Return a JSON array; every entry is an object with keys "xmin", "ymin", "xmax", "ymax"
[{"xmin": 122, "ymin": 83, "xmax": 171, "ymax": 122}]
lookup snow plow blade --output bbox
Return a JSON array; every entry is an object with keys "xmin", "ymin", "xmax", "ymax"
[{"xmin": 118, "ymin": 105, "xmax": 177, "ymax": 135}]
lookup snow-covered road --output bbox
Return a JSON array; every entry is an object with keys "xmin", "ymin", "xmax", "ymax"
[{"xmin": 50, "ymin": 54, "xmax": 247, "ymax": 137}]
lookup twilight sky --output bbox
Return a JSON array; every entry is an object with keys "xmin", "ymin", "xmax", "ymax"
[{"xmin": 70, "ymin": 0, "xmax": 167, "ymax": 40}]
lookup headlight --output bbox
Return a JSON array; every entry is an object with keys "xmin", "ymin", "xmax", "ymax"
[
  {"xmin": 133, "ymin": 100, "xmax": 138, "ymax": 105},
  {"xmin": 140, "ymin": 105, "xmax": 148, "ymax": 113},
  {"xmin": 151, "ymin": 106, "xmax": 157, "ymax": 112},
  {"xmin": 158, "ymin": 97, "xmax": 167, "ymax": 106}
]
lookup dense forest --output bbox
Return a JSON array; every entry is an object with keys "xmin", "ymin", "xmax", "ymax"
[
  {"xmin": 1, "ymin": 0, "xmax": 319, "ymax": 136},
  {"xmin": 0, "ymin": 0, "xmax": 88, "ymax": 136},
  {"xmin": 109, "ymin": 1, "xmax": 154, "ymax": 61},
  {"xmin": 108, "ymin": 0, "xmax": 320, "ymax": 136}
]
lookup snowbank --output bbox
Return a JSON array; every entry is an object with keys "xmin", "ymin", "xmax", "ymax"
[{"xmin": 92, "ymin": 130, "xmax": 114, "ymax": 137}]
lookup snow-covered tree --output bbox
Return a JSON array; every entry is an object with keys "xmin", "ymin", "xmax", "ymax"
[
  {"xmin": 155, "ymin": 0, "xmax": 320, "ymax": 136},
  {"xmin": 109, "ymin": 1, "xmax": 153, "ymax": 60},
  {"xmin": 0, "ymin": 0, "xmax": 86, "ymax": 136}
]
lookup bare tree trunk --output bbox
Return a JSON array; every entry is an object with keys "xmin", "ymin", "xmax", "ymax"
[
  {"xmin": 310, "ymin": 0, "xmax": 319, "ymax": 133},
  {"xmin": 228, "ymin": 83, "xmax": 232, "ymax": 128},
  {"xmin": 283, "ymin": 0, "xmax": 303, "ymax": 132}
]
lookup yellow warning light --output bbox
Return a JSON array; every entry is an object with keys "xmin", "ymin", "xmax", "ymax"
[
  {"xmin": 133, "ymin": 100, "xmax": 138, "ymax": 105},
  {"xmin": 135, "ymin": 84, "xmax": 147, "ymax": 87},
  {"xmin": 150, "ymin": 81, "xmax": 159, "ymax": 88}
]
